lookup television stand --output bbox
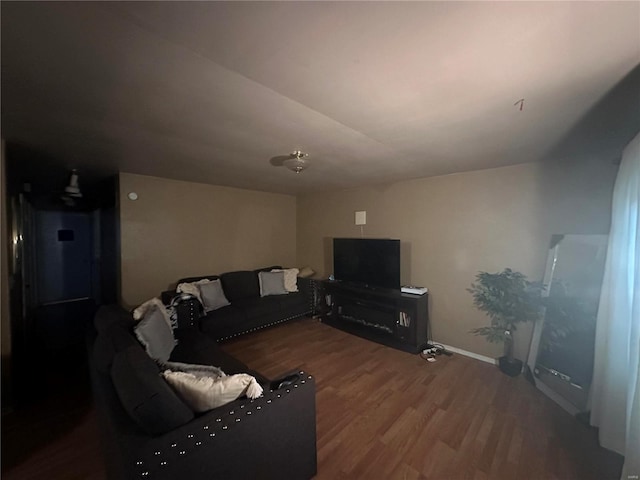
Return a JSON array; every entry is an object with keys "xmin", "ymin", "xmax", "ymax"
[{"xmin": 319, "ymin": 281, "xmax": 428, "ymax": 353}]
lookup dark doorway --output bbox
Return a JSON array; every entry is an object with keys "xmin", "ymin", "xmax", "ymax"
[
  {"xmin": 4, "ymin": 147, "xmax": 119, "ymax": 405},
  {"xmin": 36, "ymin": 210, "xmax": 94, "ymax": 304},
  {"xmin": 33, "ymin": 209, "xmax": 100, "ymax": 353}
]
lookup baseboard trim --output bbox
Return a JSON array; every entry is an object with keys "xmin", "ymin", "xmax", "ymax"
[{"xmin": 436, "ymin": 343, "xmax": 497, "ymax": 365}]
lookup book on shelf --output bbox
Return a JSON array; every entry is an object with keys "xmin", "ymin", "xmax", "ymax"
[
  {"xmin": 398, "ymin": 311, "xmax": 411, "ymax": 327},
  {"xmin": 401, "ymin": 285, "xmax": 428, "ymax": 295}
]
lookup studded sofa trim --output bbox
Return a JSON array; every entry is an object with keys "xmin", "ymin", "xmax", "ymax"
[{"xmin": 131, "ymin": 372, "xmax": 316, "ymax": 479}]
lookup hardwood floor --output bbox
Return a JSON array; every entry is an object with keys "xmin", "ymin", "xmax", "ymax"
[
  {"xmin": 223, "ymin": 318, "xmax": 623, "ymax": 480},
  {"xmin": 1, "ymin": 317, "xmax": 622, "ymax": 479},
  {"xmin": 1, "ymin": 347, "xmax": 106, "ymax": 480}
]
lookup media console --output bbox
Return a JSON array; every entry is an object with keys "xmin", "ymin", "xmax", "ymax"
[{"xmin": 319, "ymin": 280, "xmax": 429, "ymax": 353}]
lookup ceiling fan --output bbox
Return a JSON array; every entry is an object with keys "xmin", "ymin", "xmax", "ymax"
[
  {"xmin": 60, "ymin": 169, "xmax": 83, "ymax": 206},
  {"xmin": 270, "ymin": 150, "xmax": 310, "ymax": 174}
]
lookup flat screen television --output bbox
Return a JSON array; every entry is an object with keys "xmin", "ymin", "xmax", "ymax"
[{"xmin": 333, "ymin": 238, "xmax": 401, "ymax": 290}]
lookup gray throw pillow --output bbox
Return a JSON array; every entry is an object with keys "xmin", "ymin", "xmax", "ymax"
[
  {"xmin": 134, "ymin": 306, "xmax": 176, "ymax": 362},
  {"xmin": 258, "ymin": 271, "xmax": 287, "ymax": 297},
  {"xmin": 198, "ymin": 279, "xmax": 231, "ymax": 312}
]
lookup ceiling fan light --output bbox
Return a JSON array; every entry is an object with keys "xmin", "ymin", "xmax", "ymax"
[
  {"xmin": 283, "ymin": 150, "xmax": 310, "ymax": 173},
  {"xmin": 64, "ymin": 170, "xmax": 83, "ymax": 197},
  {"xmin": 283, "ymin": 158, "xmax": 309, "ymax": 173}
]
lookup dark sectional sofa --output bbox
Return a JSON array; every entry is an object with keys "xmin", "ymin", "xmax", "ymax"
[
  {"xmin": 89, "ymin": 304, "xmax": 317, "ymax": 480},
  {"xmin": 161, "ymin": 266, "xmax": 314, "ymax": 342}
]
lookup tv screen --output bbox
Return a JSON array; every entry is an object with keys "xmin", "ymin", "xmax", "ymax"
[{"xmin": 333, "ymin": 238, "xmax": 401, "ymax": 290}]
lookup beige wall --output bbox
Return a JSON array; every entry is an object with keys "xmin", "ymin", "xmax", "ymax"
[
  {"xmin": 119, "ymin": 173, "xmax": 297, "ymax": 308},
  {"xmin": 297, "ymin": 156, "xmax": 616, "ymax": 360}
]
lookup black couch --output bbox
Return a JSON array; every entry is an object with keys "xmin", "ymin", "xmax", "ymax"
[
  {"xmin": 161, "ymin": 266, "xmax": 314, "ymax": 342},
  {"xmin": 89, "ymin": 305, "xmax": 317, "ymax": 480}
]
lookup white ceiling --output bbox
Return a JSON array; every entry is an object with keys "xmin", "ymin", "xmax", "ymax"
[{"xmin": 2, "ymin": 1, "xmax": 639, "ymax": 194}]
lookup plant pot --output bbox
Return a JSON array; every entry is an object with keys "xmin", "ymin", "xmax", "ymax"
[{"xmin": 498, "ymin": 356, "xmax": 523, "ymax": 377}]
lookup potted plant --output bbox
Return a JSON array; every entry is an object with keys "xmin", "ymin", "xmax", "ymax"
[{"xmin": 468, "ymin": 268, "xmax": 543, "ymax": 376}]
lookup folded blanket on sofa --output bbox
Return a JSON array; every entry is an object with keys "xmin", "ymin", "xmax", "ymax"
[
  {"xmin": 161, "ymin": 361, "xmax": 263, "ymax": 413},
  {"xmin": 176, "ymin": 280, "xmax": 210, "ymax": 306},
  {"xmin": 161, "ymin": 360, "xmax": 225, "ymax": 379}
]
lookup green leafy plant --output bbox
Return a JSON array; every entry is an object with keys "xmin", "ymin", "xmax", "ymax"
[{"xmin": 468, "ymin": 268, "xmax": 544, "ymax": 360}]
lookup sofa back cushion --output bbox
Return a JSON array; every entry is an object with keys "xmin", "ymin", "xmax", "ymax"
[
  {"xmin": 220, "ymin": 271, "xmax": 260, "ymax": 303},
  {"xmin": 94, "ymin": 304, "xmax": 133, "ymax": 334},
  {"xmin": 93, "ymin": 322, "xmax": 140, "ymax": 374},
  {"xmin": 176, "ymin": 274, "xmax": 219, "ymax": 285},
  {"xmin": 111, "ymin": 346, "xmax": 194, "ymax": 435},
  {"xmin": 177, "ymin": 267, "xmax": 283, "ymax": 303},
  {"xmin": 171, "ymin": 328, "xmax": 268, "ymax": 383}
]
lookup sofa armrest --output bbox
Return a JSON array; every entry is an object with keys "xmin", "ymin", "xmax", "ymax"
[
  {"xmin": 162, "ymin": 291, "xmax": 203, "ymax": 329},
  {"xmin": 297, "ymin": 276, "xmax": 312, "ymax": 299},
  {"xmin": 128, "ymin": 371, "xmax": 317, "ymax": 480},
  {"xmin": 296, "ymin": 277, "xmax": 316, "ymax": 314},
  {"xmin": 172, "ymin": 298, "xmax": 201, "ymax": 329},
  {"xmin": 297, "ymin": 276, "xmax": 311, "ymax": 293},
  {"xmin": 270, "ymin": 371, "xmax": 303, "ymax": 390}
]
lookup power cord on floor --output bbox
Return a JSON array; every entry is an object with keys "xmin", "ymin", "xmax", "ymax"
[
  {"xmin": 431, "ymin": 343, "xmax": 452, "ymax": 356},
  {"xmin": 419, "ymin": 343, "xmax": 453, "ymax": 363},
  {"xmin": 420, "ymin": 311, "xmax": 452, "ymax": 362}
]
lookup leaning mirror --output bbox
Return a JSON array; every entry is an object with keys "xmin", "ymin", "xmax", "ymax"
[{"xmin": 526, "ymin": 234, "xmax": 608, "ymax": 415}]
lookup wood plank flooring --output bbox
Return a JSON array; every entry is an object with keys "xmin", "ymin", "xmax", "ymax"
[
  {"xmin": 223, "ymin": 318, "xmax": 623, "ymax": 480},
  {"xmin": 1, "ymin": 317, "xmax": 623, "ymax": 479},
  {"xmin": 1, "ymin": 349, "xmax": 106, "ymax": 480}
]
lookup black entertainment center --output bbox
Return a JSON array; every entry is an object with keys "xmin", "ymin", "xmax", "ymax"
[
  {"xmin": 320, "ymin": 281, "xmax": 429, "ymax": 353},
  {"xmin": 320, "ymin": 238, "xmax": 429, "ymax": 353}
]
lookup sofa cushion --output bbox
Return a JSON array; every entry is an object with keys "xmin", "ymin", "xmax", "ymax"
[
  {"xmin": 235, "ymin": 296, "xmax": 282, "ymax": 320},
  {"xmin": 298, "ymin": 266, "xmax": 315, "ymax": 278},
  {"xmin": 171, "ymin": 328, "xmax": 228, "ymax": 365},
  {"xmin": 271, "ymin": 268, "xmax": 299, "ymax": 292},
  {"xmin": 199, "ymin": 279, "xmax": 231, "ymax": 312},
  {"xmin": 93, "ymin": 322, "xmax": 140, "ymax": 374},
  {"xmin": 278, "ymin": 290, "xmax": 309, "ymax": 311},
  {"xmin": 162, "ymin": 371, "xmax": 262, "ymax": 413},
  {"xmin": 258, "ymin": 271, "xmax": 288, "ymax": 297},
  {"xmin": 220, "ymin": 271, "xmax": 260, "ymax": 302},
  {"xmin": 134, "ymin": 306, "xmax": 176, "ymax": 363},
  {"xmin": 199, "ymin": 305, "xmax": 246, "ymax": 333},
  {"xmin": 171, "ymin": 328, "xmax": 268, "ymax": 383},
  {"xmin": 110, "ymin": 346, "xmax": 194, "ymax": 435},
  {"xmin": 94, "ymin": 304, "xmax": 133, "ymax": 334}
]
